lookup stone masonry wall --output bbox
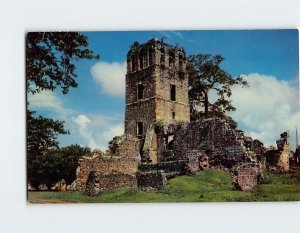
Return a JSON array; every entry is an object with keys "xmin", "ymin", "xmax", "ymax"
[
  {"xmin": 172, "ymin": 118, "xmax": 254, "ymax": 169},
  {"xmin": 76, "ymin": 135, "xmax": 140, "ymax": 192},
  {"xmin": 137, "ymin": 117, "xmax": 261, "ymax": 190},
  {"xmin": 85, "ymin": 171, "xmax": 137, "ymax": 196}
]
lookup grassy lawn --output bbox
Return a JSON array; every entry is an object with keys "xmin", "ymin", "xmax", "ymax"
[{"xmin": 28, "ymin": 170, "xmax": 300, "ymax": 203}]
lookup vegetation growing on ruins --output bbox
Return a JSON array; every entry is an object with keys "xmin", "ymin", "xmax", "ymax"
[
  {"xmin": 154, "ymin": 120, "xmax": 165, "ymax": 130},
  {"xmin": 28, "ymin": 170, "xmax": 300, "ymax": 203}
]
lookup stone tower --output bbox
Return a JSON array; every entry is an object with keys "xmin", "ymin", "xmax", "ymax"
[{"xmin": 125, "ymin": 39, "xmax": 190, "ymax": 137}]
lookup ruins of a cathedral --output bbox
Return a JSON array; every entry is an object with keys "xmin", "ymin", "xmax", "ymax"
[{"xmin": 76, "ymin": 39, "xmax": 295, "ymax": 195}]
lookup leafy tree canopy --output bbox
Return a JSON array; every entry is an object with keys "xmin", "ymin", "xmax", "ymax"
[
  {"xmin": 27, "ymin": 110, "xmax": 69, "ymax": 157},
  {"xmin": 188, "ymin": 54, "xmax": 248, "ymax": 127},
  {"xmin": 26, "ymin": 32, "xmax": 99, "ymax": 95},
  {"xmin": 26, "ymin": 32, "xmax": 99, "ymax": 187},
  {"xmin": 28, "ymin": 144, "xmax": 91, "ymax": 189}
]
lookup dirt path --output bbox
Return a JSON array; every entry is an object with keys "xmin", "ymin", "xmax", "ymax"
[{"xmin": 28, "ymin": 198, "xmax": 73, "ymax": 204}]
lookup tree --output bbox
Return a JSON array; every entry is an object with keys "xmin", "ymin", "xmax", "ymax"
[
  {"xmin": 188, "ymin": 54, "xmax": 248, "ymax": 125},
  {"xmin": 59, "ymin": 144, "xmax": 91, "ymax": 184},
  {"xmin": 26, "ymin": 32, "xmax": 99, "ymax": 94},
  {"xmin": 26, "ymin": 32, "xmax": 99, "ymax": 188},
  {"xmin": 27, "ymin": 110, "xmax": 69, "ymax": 188},
  {"xmin": 28, "ymin": 144, "xmax": 90, "ymax": 189}
]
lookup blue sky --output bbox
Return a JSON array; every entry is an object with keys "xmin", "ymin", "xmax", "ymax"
[{"xmin": 28, "ymin": 30, "xmax": 299, "ymax": 150}]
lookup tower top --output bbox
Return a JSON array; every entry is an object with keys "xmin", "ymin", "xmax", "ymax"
[
  {"xmin": 126, "ymin": 38, "xmax": 187, "ymax": 75},
  {"xmin": 127, "ymin": 38, "xmax": 186, "ymax": 57},
  {"xmin": 124, "ymin": 39, "xmax": 190, "ymax": 137}
]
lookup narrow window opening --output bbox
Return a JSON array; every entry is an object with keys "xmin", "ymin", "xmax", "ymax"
[
  {"xmin": 132, "ymin": 58, "xmax": 137, "ymax": 72},
  {"xmin": 167, "ymin": 134, "xmax": 174, "ymax": 150},
  {"xmin": 143, "ymin": 54, "xmax": 148, "ymax": 67},
  {"xmin": 172, "ymin": 111, "xmax": 175, "ymax": 119},
  {"xmin": 160, "ymin": 48, "xmax": 165, "ymax": 65},
  {"xmin": 178, "ymin": 55, "xmax": 183, "ymax": 69},
  {"xmin": 139, "ymin": 55, "xmax": 144, "ymax": 70},
  {"xmin": 137, "ymin": 84, "xmax": 144, "ymax": 100},
  {"xmin": 170, "ymin": 84, "xmax": 176, "ymax": 101},
  {"xmin": 137, "ymin": 122, "xmax": 144, "ymax": 136},
  {"xmin": 169, "ymin": 51, "xmax": 175, "ymax": 67},
  {"xmin": 149, "ymin": 48, "xmax": 154, "ymax": 65}
]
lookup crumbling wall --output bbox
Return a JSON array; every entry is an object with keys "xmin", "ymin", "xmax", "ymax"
[
  {"xmin": 277, "ymin": 143, "xmax": 291, "ymax": 171},
  {"xmin": 85, "ymin": 171, "xmax": 137, "ymax": 196},
  {"xmin": 141, "ymin": 117, "xmax": 262, "ymax": 190},
  {"xmin": 232, "ymin": 164, "xmax": 259, "ymax": 191},
  {"xmin": 155, "ymin": 118, "xmax": 256, "ymax": 170},
  {"xmin": 136, "ymin": 170, "xmax": 167, "ymax": 190},
  {"xmin": 138, "ymin": 160, "xmax": 188, "ymax": 179},
  {"xmin": 76, "ymin": 135, "xmax": 140, "ymax": 192},
  {"xmin": 265, "ymin": 132, "xmax": 292, "ymax": 172}
]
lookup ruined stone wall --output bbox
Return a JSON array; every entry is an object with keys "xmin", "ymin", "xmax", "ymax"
[
  {"xmin": 232, "ymin": 164, "xmax": 259, "ymax": 191},
  {"xmin": 85, "ymin": 171, "xmax": 137, "ymax": 196},
  {"xmin": 173, "ymin": 119, "xmax": 254, "ymax": 169},
  {"xmin": 153, "ymin": 118, "xmax": 255, "ymax": 170},
  {"xmin": 76, "ymin": 155, "xmax": 140, "ymax": 191},
  {"xmin": 265, "ymin": 132, "xmax": 292, "ymax": 172},
  {"xmin": 76, "ymin": 136, "xmax": 140, "ymax": 192},
  {"xmin": 277, "ymin": 143, "xmax": 290, "ymax": 171},
  {"xmin": 136, "ymin": 170, "xmax": 167, "ymax": 190}
]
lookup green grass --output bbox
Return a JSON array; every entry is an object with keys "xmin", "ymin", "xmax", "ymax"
[{"xmin": 28, "ymin": 170, "xmax": 300, "ymax": 203}]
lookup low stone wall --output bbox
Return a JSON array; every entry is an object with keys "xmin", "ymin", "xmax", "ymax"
[
  {"xmin": 136, "ymin": 170, "xmax": 167, "ymax": 190},
  {"xmin": 76, "ymin": 154, "xmax": 140, "ymax": 191},
  {"xmin": 85, "ymin": 171, "xmax": 137, "ymax": 196},
  {"xmin": 185, "ymin": 150, "xmax": 201, "ymax": 172},
  {"xmin": 138, "ymin": 160, "xmax": 187, "ymax": 179},
  {"xmin": 76, "ymin": 135, "xmax": 140, "ymax": 192},
  {"xmin": 232, "ymin": 164, "xmax": 259, "ymax": 191}
]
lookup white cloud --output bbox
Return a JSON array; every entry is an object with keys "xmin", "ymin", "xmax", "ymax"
[
  {"xmin": 101, "ymin": 124, "xmax": 124, "ymax": 143},
  {"xmin": 73, "ymin": 114, "xmax": 99, "ymax": 149},
  {"xmin": 72, "ymin": 114, "xmax": 124, "ymax": 151},
  {"xmin": 28, "ymin": 89, "xmax": 124, "ymax": 151},
  {"xmin": 91, "ymin": 61, "xmax": 126, "ymax": 97},
  {"xmin": 28, "ymin": 90, "xmax": 63, "ymax": 112},
  {"xmin": 229, "ymin": 73, "xmax": 300, "ymax": 150},
  {"xmin": 73, "ymin": 114, "xmax": 91, "ymax": 127}
]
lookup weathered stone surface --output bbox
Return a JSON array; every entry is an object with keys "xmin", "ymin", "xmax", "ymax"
[
  {"xmin": 265, "ymin": 132, "xmax": 292, "ymax": 172},
  {"xmin": 76, "ymin": 135, "xmax": 140, "ymax": 192},
  {"xmin": 232, "ymin": 165, "xmax": 259, "ymax": 191},
  {"xmin": 67, "ymin": 180, "xmax": 77, "ymax": 191},
  {"xmin": 125, "ymin": 39, "xmax": 190, "ymax": 138},
  {"xmin": 138, "ymin": 160, "xmax": 187, "ymax": 179},
  {"xmin": 51, "ymin": 179, "xmax": 67, "ymax": 192},
  {"xmin": 75, "ymin": 39, "xmax": 267, "ymax": 193},
  {"xmin": 27, "ymin": 183, "xmax": 36, "ymax": 191},
  {"xmin": 84, "ymin": 171, "xmax": 137, "ymax": 196},
  {"xmin": 153, "ymin": 118, "xmax": 256, "ymax": 170},
  {"xmin": 108, "ymin": 134, "xmax": 140, "ymax": 157},
  {"xmin": 38, "ymin": 183, "xmax": 48, "ymax": 191},
  {"xmin": 136, "ymin": 170, "xmax": 167, "ymax": 190},
  {"xmin": 185, "ymin": 150, "xmax": 200, "ymax": 172}
]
